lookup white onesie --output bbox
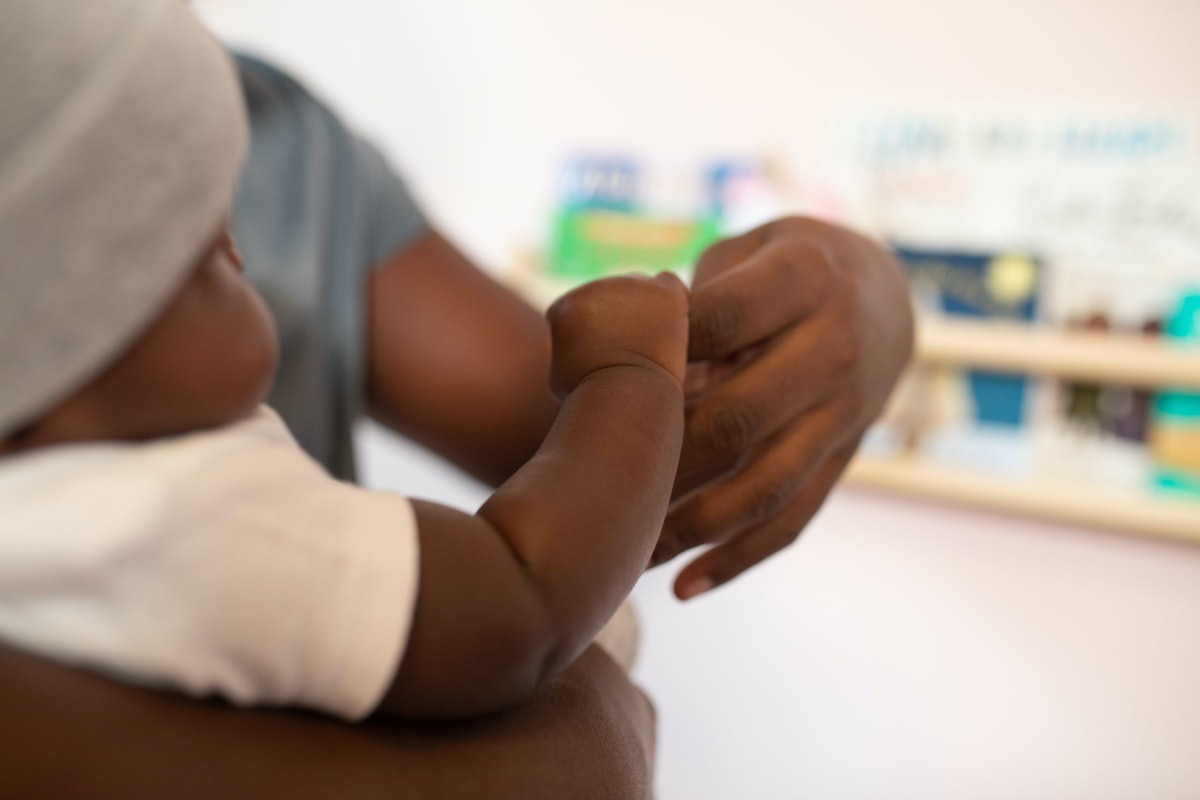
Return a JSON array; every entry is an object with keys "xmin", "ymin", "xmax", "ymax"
[{"xmin": 0, "ymin": 406, "xmax": 418, "ymax": 721}]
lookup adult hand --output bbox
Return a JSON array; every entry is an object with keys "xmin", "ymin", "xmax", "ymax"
[{"xmin": 652, "ymin": 217, "xmax": 914, "ymax": 599}]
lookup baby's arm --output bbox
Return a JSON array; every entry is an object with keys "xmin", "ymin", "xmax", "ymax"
[{"xmin": 375, "ymin": 273, "xmax": 687, "ymax": 719}]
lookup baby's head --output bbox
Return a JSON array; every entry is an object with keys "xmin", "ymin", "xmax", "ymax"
[{"xmin": 0, "ymin": 0, "xmax": 276, "ymax": 454}]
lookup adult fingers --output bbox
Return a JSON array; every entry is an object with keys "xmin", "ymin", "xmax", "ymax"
[
  {"xmin": 674, "ymin": 311, "xmax": 857, "ymax": 498},
  {"xmin": 690, "ymin": 226, "xmax": 763, "ymax": 286},
  {"xmin": 671, "ymin": 441, "xmax": 859, "ymax": 600},
  {"xmin": 655, "ymin": 399, "xmax": 856, "ymax": 566},
  {"xmin": 687, "ymin": 229, "xmax": 839, "ymax": 362}
]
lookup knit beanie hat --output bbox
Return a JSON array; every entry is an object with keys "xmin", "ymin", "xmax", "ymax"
[{"xmin": 0, "ymin": 0, "xmax": 248, "ymax": 436}]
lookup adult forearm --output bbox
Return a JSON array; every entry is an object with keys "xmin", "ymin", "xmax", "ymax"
[
  {"xmin": 366, "ymin": 230, "xmax": 558, "ymax": 487},
  {"xmin": 0, "ymin": 642, "xmax": 655, "ymax": 800}
]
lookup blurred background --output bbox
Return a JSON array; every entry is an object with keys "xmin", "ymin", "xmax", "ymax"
[{"xmin": 198, "ymin": 2, "xmax": 1200, "ymax": 797}]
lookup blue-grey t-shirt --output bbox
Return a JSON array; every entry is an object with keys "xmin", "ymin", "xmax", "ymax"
[{"xmin": 233, "ymin": 55, "xmax": 426, "ymax": 480}]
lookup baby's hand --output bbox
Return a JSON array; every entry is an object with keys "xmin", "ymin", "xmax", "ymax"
[{"xmin": 547, "ymin": 272, "xmax": 689, "ymax": 400}]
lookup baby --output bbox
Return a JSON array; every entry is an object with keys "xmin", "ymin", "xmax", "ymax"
[{"xmin": 0, "ymin": 0, "xmax": 685, "ymax": 721}]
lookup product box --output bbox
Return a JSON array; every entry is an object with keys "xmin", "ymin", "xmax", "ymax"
[
  {"xmin": 1150, "ymin": 291, "xmax": 1200, "ymax": 496},
  {"xmin": 546, "ymin": 156, "xmax": 719, "ymax": 281}
]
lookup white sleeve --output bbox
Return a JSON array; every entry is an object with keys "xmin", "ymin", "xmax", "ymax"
[{"xmin": 0, "ymin": 408, "xmax": 420, "ymax": 721}]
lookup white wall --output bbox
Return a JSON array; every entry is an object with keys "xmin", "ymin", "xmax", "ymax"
[
  {"xmin": 199, "ymin": 0, "xmax": 1200, "ymax": 266},
  {"xmin": 196, "ymin": 3, "xmax": 1200, "ymax": 798},
  {"xmin": 359, "ymin": 426, "xmax": 1200, "ymax": 800}
]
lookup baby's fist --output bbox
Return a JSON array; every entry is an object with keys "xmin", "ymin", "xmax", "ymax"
[{"xmin": 547, "ymin": 272, "xmax": 689, "ymax": 400}]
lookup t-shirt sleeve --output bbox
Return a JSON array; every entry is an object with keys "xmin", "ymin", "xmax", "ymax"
[
  {"xmin": 351, "ymin": 133, "xmax": 428, "ymax": 268},
  {"xmin": 234, "ymin": 53, "xmax": 429, "ymax": 272},
  {"xmin": 231, "ymin": 54, "xmax": 430, "ymax": 480}
]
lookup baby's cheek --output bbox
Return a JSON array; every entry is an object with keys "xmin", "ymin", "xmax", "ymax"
[{"xmin": 236, "ymin": 287, "xmax": 279, "ymax": 406}]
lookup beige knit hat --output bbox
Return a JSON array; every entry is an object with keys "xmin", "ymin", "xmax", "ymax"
[{"xmin": 0, "ymin": 0, "xmax": 248, "ymax": 436}]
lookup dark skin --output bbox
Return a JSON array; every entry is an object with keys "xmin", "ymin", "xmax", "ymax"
[
  {"xmin": 0, "ymin": 230, "xmax": 276, "ymax": 454},
  {"xmin": 663, "ymin": 217, "xmax": 914, "ymax": 594},
  {"xmin": 387, "ymin": 269, "xmax": 688, "ymax": 718},
  {"xmin": 0, "ymin": 641, "xmax": 655, "ymax": 800},
  {"xmin": 368, "ymin": 216, "xmax": 914, "ymax": 598},
  {"xmin": 0, "ymin": 223, "xmax": 668, "ymax": 797},
  {"xmin": 2, "ymin": 223, "xmax": 689, "ymax": 720},
  {"xmin": 0, "ymin": 213, "xmax": 908, "ymax": 795}
]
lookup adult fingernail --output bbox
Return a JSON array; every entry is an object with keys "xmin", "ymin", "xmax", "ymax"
[{"xmin": 676, "ymin": 575, "xmax": 714, "ymax": 601}]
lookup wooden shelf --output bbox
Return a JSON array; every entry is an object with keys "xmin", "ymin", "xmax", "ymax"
[
  {"xmin": 845, "ymin": 454, "xmax": 1200, "ymax": 543},
  {"xmin": 504, "ymin": 264, "xmax": 1200, "ymax": 538},
  {"xmin": 851, "ymin": 313, "xmax": 1200, "ymax": 539},
  {"xmin": 915, "ymin": 315, "xmax": 1200, "ymax": 390}
]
